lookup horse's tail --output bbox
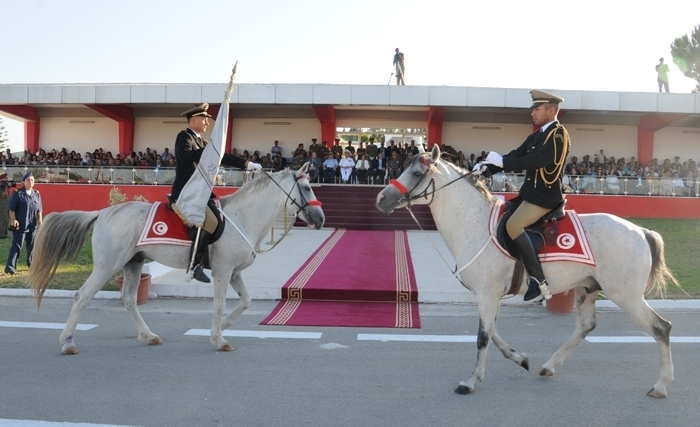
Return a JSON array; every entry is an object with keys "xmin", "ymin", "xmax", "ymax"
[
  {"xmin": 643, "ymin": 228, "xmax": 681, "ymax": 298},
  {"xmin": 27, "ymin": 210, "xmax": 100, "ymax": 308}
]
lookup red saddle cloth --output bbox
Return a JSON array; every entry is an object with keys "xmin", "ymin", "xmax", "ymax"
[
  {"xmin": 137, "ymin": 202, "xmax": 191, "ymax": 247},
  {"xmin": 490, "ymin": 203, "xmax": 596, "ymax": 266}
]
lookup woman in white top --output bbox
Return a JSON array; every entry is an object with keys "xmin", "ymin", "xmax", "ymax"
[
  {"xmin": 355, "ymin": 154, "xmax": 370, "ymax": 184},
  {"xmin": 339, "ymin": 151, "xmax": 355, "ymax": 184}
]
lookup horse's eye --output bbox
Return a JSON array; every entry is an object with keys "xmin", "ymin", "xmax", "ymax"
[{"xmin": 413, "ymin": 172, "xmax": 422, "ymax": 177}]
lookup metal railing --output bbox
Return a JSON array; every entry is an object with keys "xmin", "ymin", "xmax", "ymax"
[
  {"xmin": 490, "ymin": 173, "xmax": 700, "ymax": 197},
  {"xmin": 1, "ymin": 165, "xmax": 248, "ymax": 186}
]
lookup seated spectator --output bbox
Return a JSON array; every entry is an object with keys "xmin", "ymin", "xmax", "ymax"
[
  {"xmin": 322, "ymin": 153, "xmax": 338, "ymax": 183},
  {"xmin": 260, "ymin": 155, "xmax": 273, "ymax": 170},
  {"xmin": 388, "ymin": 151, "xmax": 402, "ymax": 179},
  {"xmin": 672, "ymin": 172, "xmax": 688, "ymax": 195},
  {"xmin": 291, "ymin": 153, "xmax": 305, "ymax": 171},
  {"xmin": 307, "ymin": 151, "xmax": 322, "ymax": 183},
  {"xmin": 272, "ymin": 155, "xmax": 283, "ymax": 172},
  {"xmin": 294, "ymin": 144, "xmax": 307, "ymax": 159},
  {"xmin": 372, "ymin": 152, "xmax": 387, "ymax": 184},
  {"xmin": 403, "ymin": 151, "xmax": 414, "ymax": 170},
  {"xmin": 684, "ymin": 171, "xmax": 696, "ymax": 196},
  {"xmin": 659, "ymin": 170, "xmax": 673, "ymax": 196},
  {"xmin": 355, "ymin": 154, "xmax": 370, "ymax": 184},
  {"xmin": 338, "ymin": 151, "xmax": 355, "ymax": 184},
  {"xmin": 605, "ymin": 170, "xmax": 620, "ymax": 195}
]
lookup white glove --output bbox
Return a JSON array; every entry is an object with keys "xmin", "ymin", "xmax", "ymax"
[
  {"xmin": 472, "ymin": 162, "xmax": 483, "ymax": 172},
  {"xmin": 246, "ymin": 161, "xmax": 262, "ymax": 171},
  {"xmin": 483, "ymin": 152, "xmax": 503, "ymax": 168}
]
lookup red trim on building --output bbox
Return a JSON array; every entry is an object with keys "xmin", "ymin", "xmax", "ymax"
[
  {"xmin": 637, "ymin": 113, "xmax": 687, "ymax": 166},
  {"xmin": 427, "ymin": 107, "xmax": 445, "ymax": 149},
  {"xmin": 85, "ymin": 104, "xmax": 135, "ymax": 155},
  {"xmin": 313, "ymin": 106, "xmax": 336, "ymax": 147},
  {"xmin": 0, "ymin": 105, "xmax": 40, "ymax": 153}
]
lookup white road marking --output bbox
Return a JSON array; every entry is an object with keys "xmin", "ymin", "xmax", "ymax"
[
  {"xmin": 0, "ymin": 321, "xmax": 97, "ymax": 331},
  {"xmin": 319, "ymin": 342, "xmax": 349, "ymax": 349},
  {"xmin": 586, "ymin": 336, "xmax": 700, "ymax": 343},
  {"xmin": 184, "ymin": 329, "xmax": 322, "ymax": 339},
  {"xmin": 0, "ymin": 419, "xmax": 141, "ymax": 427},
  {"xmin": 357, "ymin": 334, "xmax": 477, "ymax": 343}
]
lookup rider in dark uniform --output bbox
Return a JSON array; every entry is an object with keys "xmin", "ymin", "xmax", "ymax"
[
  {"xmin": 172, "ymin": 103, "xmax": 261, "ymax": 282},
  {"xmin": 474, "ymin": 90, "xmax": 570, "ymax": 301}
]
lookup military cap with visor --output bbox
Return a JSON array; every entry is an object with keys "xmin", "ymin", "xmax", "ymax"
[
  {"xmin": 181, "ymin": 103, "xmax": 213, "ymax": 120},
  {"xmin": 529, "ymin": 90, "xmax": 564, "ymax": 109}
]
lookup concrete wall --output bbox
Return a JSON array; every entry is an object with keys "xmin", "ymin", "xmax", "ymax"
[
  {"xmin": 654, "ymin": 127, "xmax": 700, "ymax": 162},
  {"xmin": 38, "ymin": 117, "xmax": 118, "ymax": 154}
]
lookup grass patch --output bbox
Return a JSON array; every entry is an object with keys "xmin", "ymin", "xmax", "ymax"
[
  {"xmin": 0, "ymin": 230, "xmax": 119, "ymax": 292},
  {"xmin": 0, "ymin": 218, "xmax": 697, "ymax": 298}
]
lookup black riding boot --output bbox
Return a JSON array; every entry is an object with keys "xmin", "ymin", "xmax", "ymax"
[
  {"xmin": 188, "ymin": 228, "xmax": 212, "ymax": 283},
  {"xmin": 513, "ymin": 233, "xmax": 552, "ymax": 301}
]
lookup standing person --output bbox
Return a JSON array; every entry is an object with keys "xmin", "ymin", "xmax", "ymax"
[
  {"xmin": 656, "ymin": 57, "xmax": 670, "ymax": 93},
  {"xmin": 393, "ymin": 48, "xmax": 405, "ymax": 85},
  {"xmin": 0, "ymin": 173, "xmax": 12, "ymax": 238},
  {"xmin": 473, "ymin": 90, "xmax": 570, "ymax": 301},
  {"xmin": 171, "ymin": 103, "xmax": 261, "ymax": 283},
  {"xmin": 271, "ymin": 140, "xmax": 282, "ymax": 160},
  {"xmin": 4, "ymin": 172, "xmax": 42, "ymax": 274}
]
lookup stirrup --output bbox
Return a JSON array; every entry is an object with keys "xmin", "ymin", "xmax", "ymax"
[{"xmin": 535, "ymin": 277, "xmax": 552, "ymax": 300}]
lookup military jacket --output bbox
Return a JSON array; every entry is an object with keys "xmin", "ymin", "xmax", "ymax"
[
  {"xmin": 501, "ymin": 121, "xmax": 570, "ymax": 209},
  {"xmin": 171, "ymin": 128, "xmax": 247, "ymax": 200},
  {"xmin": 9, "ymin": 187, "xmax": 42, "ymax": 231}
]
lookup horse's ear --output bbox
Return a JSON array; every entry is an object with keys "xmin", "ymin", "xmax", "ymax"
[
  {"xmin": 299, "ymin": 162, "xmax": 310, "ymax": 175},
  {"xmin": 431, "ymin": 144, "xmax": 440, "ymax": 162}
]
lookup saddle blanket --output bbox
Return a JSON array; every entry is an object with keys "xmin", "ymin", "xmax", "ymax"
[
  {"xmin": 489, "ymin": 203, "xmax": 596, "ymax": 266},
  {"xmin": 136, "ymin": 201, "xmax": 191, "ymax": 247}
]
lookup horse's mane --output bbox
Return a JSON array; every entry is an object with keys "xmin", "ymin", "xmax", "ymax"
[
  {"xmin": 219, "ymin": 169, "xmax": 295, "ymax": 208},
  {"xmin": 423, "ymin": 154, "xmax": 496, "ymax": 203}
]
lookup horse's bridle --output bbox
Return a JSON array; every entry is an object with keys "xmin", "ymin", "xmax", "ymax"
[{"xmin": 388, "ymin": 156, "xmax": 478, "ymax": 207}]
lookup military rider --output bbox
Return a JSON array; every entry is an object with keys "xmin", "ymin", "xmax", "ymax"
[
  {"xmin": 171, "ymin": 103, "xmax": 261, "ymax": 283},
  {"xmin": 474, "ymin": 90, "xmax": 570, "ymax": 301}
]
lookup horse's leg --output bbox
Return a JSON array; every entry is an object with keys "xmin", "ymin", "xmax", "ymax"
[
  {"xmin": 221, "ymin": 271, "xmax": 252, "ymax": 331},
  {"xmin": 210, "ymin": 273, "xmax": 232, "ymax": 351},
  {"xmin": 59, "ymin": 268, "xmax": 114, "ymax": 355},
  {"xmin": 455, "ymin": 294, "xmax": 500, "ymax": 395},
  {"xmin": 540, "ymin": 287, "xmax": 597, "ymax": 376},
  {"xmin": 609, "ymin": 295, "xmax": 673, "ymax": 398},
  {"xmin": 121, "ymin": 261, "xmax": 162, "ymax": 346},
  {"xmin": 492, "ymin": 326, "xmax": 530, "ymax": 371}
]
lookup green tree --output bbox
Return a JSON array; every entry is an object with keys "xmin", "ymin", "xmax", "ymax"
[
  {"xmin": 0, "ymin": 117, "xmax": 8, "ymax": 151},
  {"xmin": 670, "ymin": 24, "xmax": 700, "ymax": 93}
]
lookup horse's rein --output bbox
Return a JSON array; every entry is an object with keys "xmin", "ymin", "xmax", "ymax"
[{"xmin": 387, "ymin": 160, "xmax": 493, "ymax": 292}]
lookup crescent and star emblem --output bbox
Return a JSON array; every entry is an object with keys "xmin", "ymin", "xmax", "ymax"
[
  {"xmin": 152, "ymin": 221, "xmax": 168, "ymax": 236},
  {"xmin": 556, "ymin": 233, "xmax": 575, "ymax": 250}
]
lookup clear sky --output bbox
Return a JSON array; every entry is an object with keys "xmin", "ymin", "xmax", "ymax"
[{"xmin": 1, "ymin": 0, "xmax": 699, "ymax": 151}]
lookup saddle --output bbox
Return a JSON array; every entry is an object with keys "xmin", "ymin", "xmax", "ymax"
[
  {"xmin": 496, "ymin": 197, "xmax": 566, "ymax": 295},
  {"xmin": 167, "ymin": 195, "xmax": 226, "ymax": 269}
]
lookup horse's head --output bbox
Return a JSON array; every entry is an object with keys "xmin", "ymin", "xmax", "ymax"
[
  {"xmin": 376, "ymin": 145, "xmax": 442, "ymax": 214},
  {"xmin": 285, "ymin": 163, "xmax": 325, "ymax": 230}
]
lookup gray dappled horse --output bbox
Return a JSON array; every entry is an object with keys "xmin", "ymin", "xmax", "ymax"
[
  {"xmin": 376, "ymin": 146, "xmax": 679, "ymax": 398},
  {"xmin": 28, "ymin": 166, "xmax": 324, "ymax": 354}
]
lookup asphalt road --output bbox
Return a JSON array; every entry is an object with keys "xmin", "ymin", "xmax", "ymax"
[{"xmin": 1, "ymin": 296, "xmax": 699, "ymax": 427}]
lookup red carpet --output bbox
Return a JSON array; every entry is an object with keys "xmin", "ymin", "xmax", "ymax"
[{"xmin": 261, "ymin": 229, "xmax": 420, "ymax": 328}]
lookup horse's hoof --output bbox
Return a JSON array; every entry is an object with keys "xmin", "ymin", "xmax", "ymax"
[
  {"xmin": 148, "ymin": 337, "xmax": 163, "ymax": 346},
  {"xmin": 63, "ymin": 347, "xmax": 79, "ymax": 355},
  {"xmin": 538, "ymin": 367, "xmax": 554, "ymax": 377},
  {"xmin": 647, "ymin": 388, "xmax": 667, "ymax": 398},
  {"xmin": 454, "ymin": 385, "xmax": 473, "ymax": 395},
  {"xmin": 218, "ymin": 343, "xmax": 234, "ymax": 352},
  {"xmin": 520, "ymin": 356, "xmax": 530, "ymax": 371}
]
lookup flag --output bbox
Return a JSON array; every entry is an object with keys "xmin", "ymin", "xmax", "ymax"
[{"xmin": 175, "ymin": 64, "xmax": 237, "ymax": 227}]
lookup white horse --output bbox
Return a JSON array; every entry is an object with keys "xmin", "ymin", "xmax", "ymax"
[
  {"xmin": 28, "ymin": 166, "xmax": 324, "ymax": 354},
  {"xmin": 375, "ymin": 146, "xmax": 679, "ymax": 398}
]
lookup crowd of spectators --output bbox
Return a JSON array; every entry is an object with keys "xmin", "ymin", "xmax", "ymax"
[{"xmin": 4, "ymin": 144, "xmax": 698, "ymax": 196}]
